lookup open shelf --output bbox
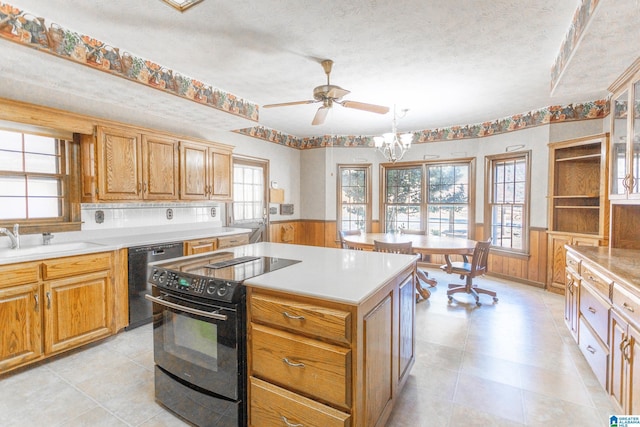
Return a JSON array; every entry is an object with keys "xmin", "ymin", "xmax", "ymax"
[{"xmin": 555, "ymin": 153, "xmax": 601, "ymax": 162}]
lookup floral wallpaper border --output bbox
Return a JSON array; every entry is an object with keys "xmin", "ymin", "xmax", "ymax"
[
  {"xmin": 550, "ymin": 0, "xmax": 600, "ymax": 91},
  {"xmin": 235, "ymin": 99, "xmax": 609, "ymax": 149},
  {"xmin": 0, "ymin": 2, "xmax": 259, "ymax": 122}
]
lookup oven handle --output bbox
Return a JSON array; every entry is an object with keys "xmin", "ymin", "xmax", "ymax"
[{"xmin": 144, "ymin": 294, "xmax": 228, "ymax": 321}]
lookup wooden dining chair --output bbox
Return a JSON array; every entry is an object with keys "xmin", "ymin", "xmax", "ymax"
[
  {"xmin": 339, "ymin": 229, "xmax": 362, "ymax": 250},
  {"xmin": 373, "ymin": 240, "xmax": 413, "ymax": 254},
  {"xmin": 374, "ymin": 240, "xmax": 431, "ymax": 301},
  {"xmin": 440, "ymin": 239, "xmax": 497, "ymax": 306}
]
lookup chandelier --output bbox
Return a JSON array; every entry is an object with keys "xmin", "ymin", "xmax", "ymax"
[{"xmin": 373, "ymin": 107, "xmax": 413, "ymax": 163}]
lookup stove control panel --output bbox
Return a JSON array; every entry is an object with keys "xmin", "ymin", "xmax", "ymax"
[{"xmin": 148, "ymin": 267, "xmax": 241, "ymax": 303}]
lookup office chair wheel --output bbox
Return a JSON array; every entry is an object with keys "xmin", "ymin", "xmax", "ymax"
[
  {"xmin": 493, "ymin": 297, "xmax": 499, "ymax": 303},
  {"xmin": 447, "ymin": 296, "xmax": 453, "ymax": 302},
  {"xmin": 476, "ymin": 301, "xmax": 482, "ymax": 307}
]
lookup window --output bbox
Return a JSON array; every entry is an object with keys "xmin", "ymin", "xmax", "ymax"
[
  {"xmin": 232, "ymin": 161, "xmax": 265, "ymax": 223},
  {"xmin": 0, "ymin": 128, "xmax": 79, "ymax": 230},
  {"xmin": 485, "ymin": 151, "xmax": 530, "ymax": 253},
  {"xmin": 384, "ymin": 166, "xmax": 422, "ymax": 231},
  {"xmin": 427, "ymin": 164, "xmax": 470, "ymax": 237},
  {"xmin": 382, "ymin": 160, "xmax": 474, "ymax": 237},
  {"xmin": 337, "ymin": 165, "xmax": 371, "ymax": 232}
]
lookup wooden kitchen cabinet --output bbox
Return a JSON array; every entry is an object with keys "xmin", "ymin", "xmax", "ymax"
[
  {"xmin": 81, "ymin": 126, "xmax": 179, "ymax": 201},
  {"xmin": 564, "ymin": 245, "xmax": 640, "ymax": 415},
  {"xmin": 179, "ymin": 140, "xmax": 233, "ymax": 201},
  {"xmin": 546, "ymin": 133, "xmax": 609, "ymax": 294},
  {"xmin": 564, "ymin": 251, "xmax": 581, "ymax": 341},
  {"xmin": 0, "ymin": 252, "xmax": 116, "ymax": 375},
  {"xmin": 610, "ymin": 284, "xmax": 640, "ymax": 414},
  {"xmin": 217, "ymin": 233, "xmax": 249, "ymax": 249},
  {"xmin": 609, "ymin": 58, "xmax": 640, "ymax": 201},
  {"xmin": 0, "ymin": 262, "xmax": 42, "ymax": 372},
  {"xmin": 42, "ymin": 253, "xmax": 114, "ymax": 355},
  {"xmin": 184, "ymin": 237, "xmax": 218, "ymax": 255},
  {"xmin": 247, "ymin": 263, "xmax": 415, "ymax": 427}
]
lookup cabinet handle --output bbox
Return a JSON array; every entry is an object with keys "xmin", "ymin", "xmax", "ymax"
[
  {"xmin": 46, "ymin": 291, "xmax": 51, "ymax": 309},
  {"xmin": 34, "ymin": 294, "xmax": 39, "ymax": 311},
  {"xmin": 623, "ymin": 174, "xmax": 631, "ymax": 191},
  {"xmin": 620, "ymin": 335, "xmax": 628, "ymax": 351},
  {"xmin": 137, "ymin": 182, "xmax": 142, "ymax": 192},
  {"xmin": 283, "ymin": 311, "xmax": 305, "ymax": 320},
  {"xmin": 588, "ymin": 306, "xmax": 597, "ymax": 314},
  {"xmin": 623, "ymin": 302, "xmax": 635, "ymax": 313},
  {"xmin": 282, "ymin": 357, "xmax": 305, "ymax": 368},
  {"xmin": 143, "ymin": 182, "xmax": 147, "ymax": 192},
  {"xmin": 622, "ymin": 338, "xmax": 632, "ymax": 361},
  {"xmin": 281, "ymin": 416, "xmax": 303, "ymax": 427},
  {"xmin": 586, "ymin": 345, "xmax": 596, "ymax": 354}
]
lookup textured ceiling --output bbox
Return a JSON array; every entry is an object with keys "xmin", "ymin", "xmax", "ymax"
[{"xmin": 0, "ymin": 0, "xmax": 638, "ymax": 139}]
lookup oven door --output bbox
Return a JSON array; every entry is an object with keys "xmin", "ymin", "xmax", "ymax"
[{"xmin": 147, "ymin": 290, "xmax": 241, "ymax": 400}]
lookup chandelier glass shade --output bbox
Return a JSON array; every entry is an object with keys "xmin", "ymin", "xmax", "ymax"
[{"xmin": 373, "ymin": 107, "xmax": 413, "ymax": 163}]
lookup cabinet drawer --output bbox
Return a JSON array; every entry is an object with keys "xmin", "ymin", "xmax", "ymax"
[
  {"xmin": 578, "ymin": 317, "xmax": 608, "ymax": 389},
  {"xmin": 612, "ymin": 284, "xmax": 640, "ymax": 327},
  {"xmin": 250, "ymin": 377, "xmax": 350, "ymax": 427},
  {"xmin": 581, "ymin": 262, "xmax": 612, "ymax": 300},
  {"xmin": 250, "ymin": 292, "xmax": 351, "ymax": 345},
  {"xmin": 251, "ymin": 324, "xmax": 351, "ymax": 410},
  {"xmin": 579, "ymin": 283, "xmax": 610, "ymax": 343},
  {"xmin": 217, "ymin": 234, "xmax": 249, "ymax": 249},
  {"xmin": 42, "ymin": 252, "xmax": 112, "ymax": 280},
  {"xmin": 0, "ymin": 262, "xmax": 40, "ymax": 288},
  {"xmin": 565, "ymin": 251, "xmax": 581, "ymax": 275}
]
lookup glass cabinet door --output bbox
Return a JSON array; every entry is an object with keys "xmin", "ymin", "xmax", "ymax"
[
  {"xmin": 632, "ymin": 79, "xmax": 640, "ymax": 195},
  {"xmin": 611, "ymin": 89, "xmax": 628, "ymax": 196}
]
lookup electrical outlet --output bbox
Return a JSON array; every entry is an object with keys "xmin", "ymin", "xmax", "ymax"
[
  {"xmin": 211, "ymin": 207, "xmax": 216, "ymax": 217},
  {"xmin": 95, "ymin": 210, "xmax": 104, "ymax": 224},
  {"xmin": 166, "ymin": 208, "xmax": 173, "ymax": 220}
]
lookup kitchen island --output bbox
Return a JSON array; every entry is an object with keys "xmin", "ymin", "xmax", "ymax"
[{"xmin": 228, "ymin": 242, "xmax": 417, "ymax": 427}]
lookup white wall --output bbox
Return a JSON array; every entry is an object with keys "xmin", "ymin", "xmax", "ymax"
[{"xmin": 299, "ymin": 119, "xmax": 605, "ymax": 229}]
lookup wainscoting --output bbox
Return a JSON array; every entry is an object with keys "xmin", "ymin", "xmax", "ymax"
[{"xmin": 269, "ymin": 221, "xmax": 548, "ymax": 289}]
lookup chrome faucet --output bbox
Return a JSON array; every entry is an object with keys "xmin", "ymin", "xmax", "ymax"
[{"xmin": 0, "ymin": 224, "xmax": 20, "ymax": 249}]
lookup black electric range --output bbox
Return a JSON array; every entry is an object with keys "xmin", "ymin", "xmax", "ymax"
[{"xmin": 148, "ymin": 251, "xmax": 301, "ymax": 303}]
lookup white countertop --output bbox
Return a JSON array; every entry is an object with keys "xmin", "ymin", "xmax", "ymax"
[
  {"xmin": 224, "ymin": 242, "xmax": 416, "ymax": 305},
  {"xmin": 0, "ymin": 226, "xmax": 252, "ymax": 265}
]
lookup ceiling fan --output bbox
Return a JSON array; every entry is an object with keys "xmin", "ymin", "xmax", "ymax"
[{"xmin": 262, "ymin": 59, "xmax": 390, "ymax": 125}]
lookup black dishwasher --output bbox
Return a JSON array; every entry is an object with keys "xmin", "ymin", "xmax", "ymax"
[{"xmin": 126, "ymin": 242, "xmax": 183, "ymax": 330}]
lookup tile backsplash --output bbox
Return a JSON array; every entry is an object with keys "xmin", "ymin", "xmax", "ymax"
[{"xmin": 81, "ymin": 202, "xmax": 224, "ymax": 231}]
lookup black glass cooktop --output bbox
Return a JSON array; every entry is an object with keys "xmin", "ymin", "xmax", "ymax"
[{"xmin": 156, "ymin": 252, "xmax": 301, "ymax": 283}]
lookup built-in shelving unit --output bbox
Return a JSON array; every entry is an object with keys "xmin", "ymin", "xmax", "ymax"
[{"xmin": 546, "ymin": 133, "xmax": 609, "ymax": 294}]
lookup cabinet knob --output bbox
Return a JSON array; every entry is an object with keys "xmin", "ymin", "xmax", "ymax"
[
  {"xmin": 586, "ymin": 345, "xmax": 596, "ymax": 354},
  {"xmin": 623, "ymin": 302, "xmax": 635, "ymax": 313}
]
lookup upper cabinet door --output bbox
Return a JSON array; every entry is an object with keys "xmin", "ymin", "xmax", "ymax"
[
  {"xmin": 142, "ymin": 135, "xmax": 179, "ymax": 200},
  {"xmin": 96, "ymin": 126, "xmax": 142, "ymax": 200},
  {"xmin": 210, "ymin": 148, "xmax": 232, "ymax": 201},
  {"xmin": 609, "ymin": 61, "xmax": 640, "ymax": 200},
  {"xmin": 179, "ymin": 141, "xmax": 209, "ymax": 200}
]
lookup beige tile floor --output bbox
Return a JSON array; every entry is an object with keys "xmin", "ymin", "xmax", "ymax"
[{"xmin": 1, "ymin": 268, "xmax": 618, "ymax": 426}]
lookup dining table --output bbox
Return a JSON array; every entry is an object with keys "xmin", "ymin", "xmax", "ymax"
[{"xmin": 342, "ymin": 232, "xmax": 478, "ymax": 301}]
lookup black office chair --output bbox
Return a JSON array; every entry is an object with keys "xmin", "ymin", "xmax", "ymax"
[{"xmin": 440, "ymin": 239, "xmax": 497, "ymax": 306}]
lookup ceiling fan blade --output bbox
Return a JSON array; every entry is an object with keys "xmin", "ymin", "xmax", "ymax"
[
  {"xmin": 312, "ymin": 106, "xmax": 330, "ymax": 125},
  {"xmin": 326, "ymin": 87, "xmax": 350, "ymax": 99},
  {"xmin": 262, "ymin": 100, "xmax": 316, "ymax": 108},
  {"xmin": 340, "ymin": 100, "xmax": 390, "ymax": 114}
]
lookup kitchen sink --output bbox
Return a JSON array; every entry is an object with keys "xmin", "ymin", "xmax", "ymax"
[{"xmin": 0, "ymin": 242, "xmax": 107, "ymax": 258}]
